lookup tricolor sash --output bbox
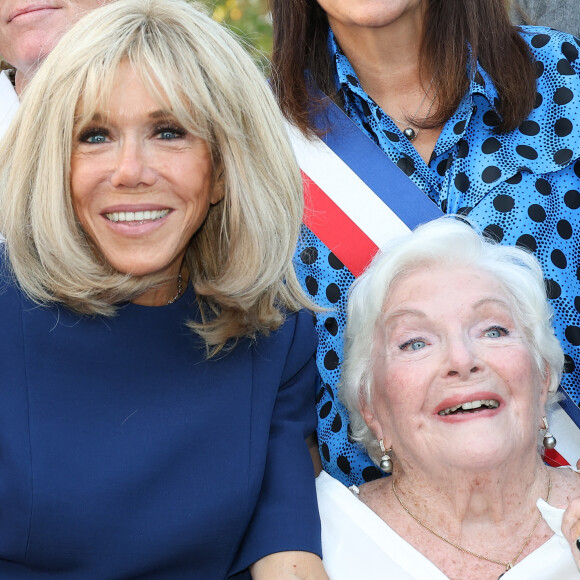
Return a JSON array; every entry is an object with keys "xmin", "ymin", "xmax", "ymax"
[
  {"xmin": 287, "ymin": 100, "xmax": 441, "ymax": 276},
  {"xmin": 287, "ymin": 98, "xmax": 580, "ymax": 468}
]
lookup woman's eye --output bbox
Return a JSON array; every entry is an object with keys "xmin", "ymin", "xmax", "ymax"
[
  {"xmin": 484, "ymin": 326, "xmax": 509, "ymax": 338},
  {"xmin": 79, "ymin": 129, "xmax": 109, "ymax": 144},
  {"xmin": 156, "ymin": 125, "xmax": 186, "ymax": 140},
  {"xmin": 87, "ymin": 134, "xmax": 107, "ymax": 143},
  {"xmin": 400, "ymin": 338, "xmax": 426, "ymax": 351}
]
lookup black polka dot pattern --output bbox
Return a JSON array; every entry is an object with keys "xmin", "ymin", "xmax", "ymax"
[
  {"xmin": 294, "ymin": 224, "xmax": 377, "ymax": 485},
  {"xmin": 303, "ymin": 27, "xmax": 580, "ymax": 486},
  {"xmin": 482, "ymin": 137, "xmax": 502, "ymax": 154},
  {"xmin": 305, "ymin": 275, "xmax": 318, "ymax": 296},
  {"xmin": 325, "ymin": 283, "xmax": 341, "ymax": 303}
]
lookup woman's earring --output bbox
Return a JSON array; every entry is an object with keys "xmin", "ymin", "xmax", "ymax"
[
  {"xmin": 379, "ymin": 439, "xmax": 393, "ymax": 475},
  {"xmin": 541, "ymin": 416, "xmax": 557, "ymax": 450}
]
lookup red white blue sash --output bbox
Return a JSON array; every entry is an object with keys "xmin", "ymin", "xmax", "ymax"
[{"xmin": 287, "ymin": 102, "xmax": 441, "ymax": 276}]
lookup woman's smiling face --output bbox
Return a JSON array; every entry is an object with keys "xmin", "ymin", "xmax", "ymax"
[
  {"xmin": 363, "ymin": 265, "xmax": 549, "ymax": 473},
  {"xmin": 70, "ymin": 61, "xmax": 223, "ymax": 301}
]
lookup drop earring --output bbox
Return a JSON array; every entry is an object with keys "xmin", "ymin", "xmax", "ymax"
[
  {"xmin": 379, "ymin": 439, "xmax": 393, "ymax": 475},
  {"xmin": 541, "ymin": 416, "xmax": 556, "ymax": 450}
]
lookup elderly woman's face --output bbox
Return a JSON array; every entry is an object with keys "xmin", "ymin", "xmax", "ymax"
[
  {"xmin": 0, "ymin": 0, "xmax": 106, "ymax": 74},
  {"xmin": 364, "ymin": 265, "xmax": 549, "ymax": 472},
  {"xmin": 70, "ymin": 62, "xmax": 223, "ymax": 280}
]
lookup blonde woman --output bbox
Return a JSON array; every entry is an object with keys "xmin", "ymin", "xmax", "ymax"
[{"xmin": 0, "ymin": 1, "xmax": 327, "ymax": 578}]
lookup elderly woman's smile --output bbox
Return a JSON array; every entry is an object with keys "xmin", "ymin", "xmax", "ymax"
[
  {"xmin": 70, "ymin": 61, "xmax": 223, "ymax": 303},
  {"xmin": 436, "ymin": 397, "xmax": 500, "ymax": 416},
  {"xmin": 365, "ymin": 264, "xmax": 547, "ymax": 469}
]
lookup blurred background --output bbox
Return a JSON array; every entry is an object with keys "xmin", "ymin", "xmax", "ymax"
[{"xmin": 200, "ymin": 0, "xmax": 272, "ymax": 71}]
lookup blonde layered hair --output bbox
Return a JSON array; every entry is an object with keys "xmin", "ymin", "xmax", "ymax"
[{"xmin": 0, "ymin": 0, "xmax": 308, "ymax": 351}]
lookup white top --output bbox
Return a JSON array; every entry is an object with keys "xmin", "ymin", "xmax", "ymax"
[
  {"xmin": 317, "ymin": 471, "xmax": 580, "ymax": 579},
  {"xmin": 0, "ymin": 70, "xmax": 19, "ymax": 140}
]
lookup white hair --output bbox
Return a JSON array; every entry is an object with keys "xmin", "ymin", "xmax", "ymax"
[{"xmin": 339, "ymin": 216, "xmax": 565, "ymax": 463}]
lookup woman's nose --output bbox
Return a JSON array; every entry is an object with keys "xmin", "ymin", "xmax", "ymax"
[
  {"xmin": 110, "ymin": 140, "xmax": 157, "ymax": 188},
  {"xmin": 443, "ymin": 336, "xmax": 480, "ymax": 378}
]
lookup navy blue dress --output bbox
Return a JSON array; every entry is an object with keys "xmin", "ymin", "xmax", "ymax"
[{"xmin": 0, "ymin": 262, "xmax": 320, "ymax": 579}]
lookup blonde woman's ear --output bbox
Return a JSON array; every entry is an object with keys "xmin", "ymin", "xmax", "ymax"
[{"xmin": 210, "ymin": 168, "xmax": 226, "ymax": 205}]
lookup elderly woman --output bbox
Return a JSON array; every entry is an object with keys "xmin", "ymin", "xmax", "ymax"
[
  {"xmin": 270, "ymin": 0, "xmax": 580, "ymax": 486},
  {"xmin": 0, "ymin": 0, "xmax": 110, "ymax": 136},
  {"xmin": 316, "ymin": 217, "xmax": 580, "ymax": 579},
  {"xmin": 0, "ymin": 0, "xmax": 329, "ymax": 578}
]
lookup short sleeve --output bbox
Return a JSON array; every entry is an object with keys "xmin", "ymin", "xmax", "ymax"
[{"xmin": 230, "ymin": 309, "xmax": 321, "ymax": 575}]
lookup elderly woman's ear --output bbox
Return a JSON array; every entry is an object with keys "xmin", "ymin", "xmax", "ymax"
[
  {"xmin": 537, "ymin": 365, "xmax": 551, "ymax": 418},
  {"xmin": 360, "ymin": 394, "xmax": 385, "ymax": 444},
  {"xmin": 542, "ymin": 365, "xmax": 551, "ymax": 399}
]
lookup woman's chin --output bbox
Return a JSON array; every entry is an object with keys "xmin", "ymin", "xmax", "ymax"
[
  {"xmin": 428, "ymin": 418, "xmax": 531, "ymax": 471},
  {"xmin": 100, "ymin": 250, "xmax": 185, "ymax": 280},
  {"xmin": 440, "ymin": 435, "xmax": 525, "ymax": 472}
]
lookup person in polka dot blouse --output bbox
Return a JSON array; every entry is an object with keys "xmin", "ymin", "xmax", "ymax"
[{"xmin": 270, "ymin": 0, "xmax": 580, "ymax": 486}]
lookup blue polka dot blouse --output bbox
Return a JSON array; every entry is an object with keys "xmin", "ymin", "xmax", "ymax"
[{"xmin": 294, "ymin": 26, "xmax": 580, "ymax": 486}]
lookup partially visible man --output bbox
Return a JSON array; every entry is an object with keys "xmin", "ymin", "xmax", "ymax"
[
  {"xmin": 512, "ymin": 0, "xmax": 580, "ymax": 36},
  {"xmin": 0, "ymin": 0, "xmax": 110, "ymax": 137}
]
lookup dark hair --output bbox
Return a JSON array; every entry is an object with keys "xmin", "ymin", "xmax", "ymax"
[{"xmin": 270, "ymin": 0, "xmax": 536, "ymax": 135}]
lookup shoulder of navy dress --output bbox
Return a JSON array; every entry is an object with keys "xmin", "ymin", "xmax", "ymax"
[{"xmin": 229, "ymin": 306, "xmax": 321, "ymax": 575}]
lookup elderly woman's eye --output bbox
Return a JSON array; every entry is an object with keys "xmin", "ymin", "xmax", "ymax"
[
  {"xmin": 400, "ymin": 338, "xmax": 426, "ymax": 351},
  {"xmin": 484, "ymin": 326, "xmax": 509, "ymax": 338}
]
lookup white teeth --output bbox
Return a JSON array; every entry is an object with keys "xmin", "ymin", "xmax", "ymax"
[
  {"xmin": 105, "ymin": 209, "xmax": 170, "ymax": 223},
  {"xmin": 438, "ymin": 399, "xmax": 499, "ymax": 416}
]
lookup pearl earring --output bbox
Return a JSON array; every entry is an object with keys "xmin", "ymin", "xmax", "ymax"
[
  {"xmin": 379, "ymin": 439, "xmax": 393, "ymax": 475},
  {"xmin": 541, "ymin": 416, "xmax": 556, "ymax": 450}
]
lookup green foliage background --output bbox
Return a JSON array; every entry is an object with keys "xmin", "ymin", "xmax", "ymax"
[{"xmin": 198, "ymin": 0, "xmax": 272, "ymax": 71}]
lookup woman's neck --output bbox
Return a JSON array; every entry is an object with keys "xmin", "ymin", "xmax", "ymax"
[
  {"xmin": 388, "ymin": 453, "xmax": 549, "ymax": 529},
  {"xmin": 131, "ymin": 265, "xmax": 187, "ymax": 307},
  {"xmin": 330, "ymin": 9, "xmax": 425, "ymax": 102},
  {"xmin": 14, "ymin": 69, "xmax": 25, "ymax": 96},
  {"xmin": 359, "ymin": 459, "xmax": 580, "ymax": 579},
  {"xmin": 329, "ymin": 11, "xmax": 441, "ymax": 162},
  {"xmin": 13, "ymin": 66, "xmax": 38, "ymax": 96}
]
